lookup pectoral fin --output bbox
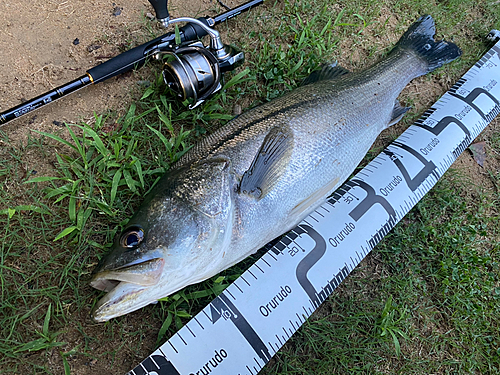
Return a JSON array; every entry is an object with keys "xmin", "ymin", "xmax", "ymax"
[{"xmin": 239, "ymin": 126, "xmax": 293, "ymax": 200}]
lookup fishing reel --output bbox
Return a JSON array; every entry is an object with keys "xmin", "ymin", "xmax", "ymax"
[
  {"xmin": 158, "ymin": 19, "xmax": 244, "ymax": 108},
  {"xmin": 149, "ymin": 1, "xmax": 244, "ymax": 108}
]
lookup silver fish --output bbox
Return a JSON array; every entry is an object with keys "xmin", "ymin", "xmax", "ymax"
[{"xmin": 90, "ymin": 15, "xmax": 461, "ymax": 321}]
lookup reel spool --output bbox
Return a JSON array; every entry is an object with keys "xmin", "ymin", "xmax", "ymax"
[
  {"xmin": 162, "ymin": 44, "xmax": 221, "ymax": 108},
  {"xmin": 157, "ymin": 17, "xmax": 244, "ymax": 109}
]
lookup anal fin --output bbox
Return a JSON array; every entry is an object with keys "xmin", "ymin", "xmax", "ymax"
[{"xmin": 388, "ymin": 100, "xmax": 411, "ymax": 127}]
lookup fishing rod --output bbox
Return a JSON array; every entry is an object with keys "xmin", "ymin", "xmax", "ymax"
[{"xmin": 0, "ymin": 0, "xmax": 263, "ymax": 127}]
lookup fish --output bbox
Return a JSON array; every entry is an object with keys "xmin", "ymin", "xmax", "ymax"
[{"xmin": 90, "ymin": 15, "xmax": 461, "ymax": 322}]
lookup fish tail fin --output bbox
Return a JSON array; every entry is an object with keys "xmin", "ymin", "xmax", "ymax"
[{"xmin": 394, "ymin": 15, "xmax": 461, "ymax": 73}]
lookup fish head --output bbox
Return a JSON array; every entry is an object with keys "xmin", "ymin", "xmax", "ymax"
[{"xmin": 90, "ymin": 158, "xmax": 234, "ymax": 321}]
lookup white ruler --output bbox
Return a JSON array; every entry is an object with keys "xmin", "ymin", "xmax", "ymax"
[{"xmin": 127, "ymin": 38, "xmax": 500, "ymax": 375}]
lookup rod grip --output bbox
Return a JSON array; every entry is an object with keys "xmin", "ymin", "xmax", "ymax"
[{"xmin": 87, "ymin": 37, "xmax": 164, "ymax": 83}]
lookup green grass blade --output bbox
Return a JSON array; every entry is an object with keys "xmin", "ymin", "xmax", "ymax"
[
  {"xmin": 132, "ymin": 156, "xmax": 145, "ymax": 189},
  {"xmin": 24, "ymin": 176, "xmax": 65, "ymax": 184},
  {"xmin": 156, "ymin": 311, "xmax": 173, "ymax": 346},
  {"xmin": 42, "ymin": 304, "xmax": 51, "ymax": 337},
  {"xmin": 69, "ymin": 196, "xmax": 76, "ymax": 222},
  {"xmin": 53, "ymin": 226, "xmax": 78, "ymax": 241},
  {"xmin": 122, "ymin": 169, "xmax": 137, "ymax": 193},
  {"xmin": 110, "ymin": 169, "xmax": 123, "ymax": 206},
  {"xmin": 222, "ymin": 68, "xmax": 251, "ymax": 90},
  {"xmin": 146, "ymin": 123, "xmax": 172, "ymax": 153},
  {"xmin": 77, "ymin": 125, "xmax": 108, "ymax": 158},
  {"xmin": 34, "ymin": 131, "xmax": 78, "ymax": 152}
]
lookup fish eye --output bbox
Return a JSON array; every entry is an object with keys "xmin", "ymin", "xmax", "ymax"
[{"xmin": 120, "ymin": 227, "xmax": 144, "ymax": 248}]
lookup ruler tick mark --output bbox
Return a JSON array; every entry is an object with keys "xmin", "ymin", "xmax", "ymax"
[
  {"xmin": 202, "ymin": 309, "xmax": 212, "ymax": 324},
  {"xmin": 158, "ymin": 347, "xmax": 167, "ymax": 358},
  {"xmin": 276, "ymin": 335, "xmax": 283, "ymax": 345},
  {"xmin": 274, "ymin": 241, "xmax": 286, "ymax": 253},
  {"xmin": 168, "ymin": 341, "xmax": 178, "ymax": 354},
  {"xmin": 314, "ymin": 210, "xmax": 325, "ymax": 218},
  {"xmin": 150, "ymin": 356, "xmax": 160, "ymax": 369},
  {"xmin": 303, "ymin": 306, "xmax": 311, "ymax": 317},
  {"xmin": 254, "ymin": 357, "xmax": 261, "ymax": 368},
  {"xmin": 186, "ymin": 324, "xmax": 196, "ymax": 338},
  {"xmin": 283, "ymin": 327, "xmax": 290, "ymax": 339},
  {"xmin": 296, "ymin": 313, "xmax": 303, "ymax": 324},
  {"xmin": 247, "ymin": 269, "xmax": 258, "ymax": 280},
  {"xmin": 226, "ymin": 288, "xmax": 236, "ymax": 300},
  {"xmin": 268, "ymin": 341, "xmax": 276, "ymax": 353},
  {"xmin": 234, "ymin": 282, "xmax": 244, "ymax": 293},
  {"xmin": 241, "ymin": 276, "xmax": 251, "ymax": 286},
  {"xmin": 177, "ymin": 332, "xmax": 187, "ymax": 345}
]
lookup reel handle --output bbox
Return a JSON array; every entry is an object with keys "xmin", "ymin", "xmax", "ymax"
[{"xmin": 148, "ymin": 0, "xmax": 170, "ymax": 27}]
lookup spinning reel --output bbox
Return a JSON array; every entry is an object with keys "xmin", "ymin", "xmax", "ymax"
[{"xmin": 149, "ymin": 0, "xmax": 245, "ymax": 108}]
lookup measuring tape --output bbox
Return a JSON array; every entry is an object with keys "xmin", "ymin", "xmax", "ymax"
[{"xmin": 126, "ymin": 37, "xmax": 500, "ymax": 375}]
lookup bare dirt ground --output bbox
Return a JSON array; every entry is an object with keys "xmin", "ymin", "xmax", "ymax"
[{"xmin": 0, "ymin": 1, "xmax": 499, "ymax": 374}]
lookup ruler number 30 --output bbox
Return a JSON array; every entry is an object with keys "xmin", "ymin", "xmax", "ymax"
[{"xmin": 288, "ymin": 246, "xmax": 302, "ymax": 257}]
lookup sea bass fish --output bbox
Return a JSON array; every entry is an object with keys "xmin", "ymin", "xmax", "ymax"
[{"xmin": 90, "ymin": 15, "xmax": 461, "ymax": 321}]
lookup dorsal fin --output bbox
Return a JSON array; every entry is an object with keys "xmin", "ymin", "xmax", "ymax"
[
  {"xmin": 238, "ymin": 126, "xmax": 293, "ymax": 200},
  {"xmin": 300, "ymin": 63, "xmax": 350, "ymax": 86}
]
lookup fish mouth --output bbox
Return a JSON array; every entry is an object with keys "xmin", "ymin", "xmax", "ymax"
[{"xmin": 90, "ymin": 258, "xmax": 165, "ymax": 322}]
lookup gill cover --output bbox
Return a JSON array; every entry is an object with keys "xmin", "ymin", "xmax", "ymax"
[{"xmin": 92, "ymin": 157, "xmax": 234, "ymax": 275}]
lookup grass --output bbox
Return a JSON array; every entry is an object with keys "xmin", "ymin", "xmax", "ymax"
[{"xmin": 1, "ymin": 0, "xmax": 500, "ymax": 373}]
